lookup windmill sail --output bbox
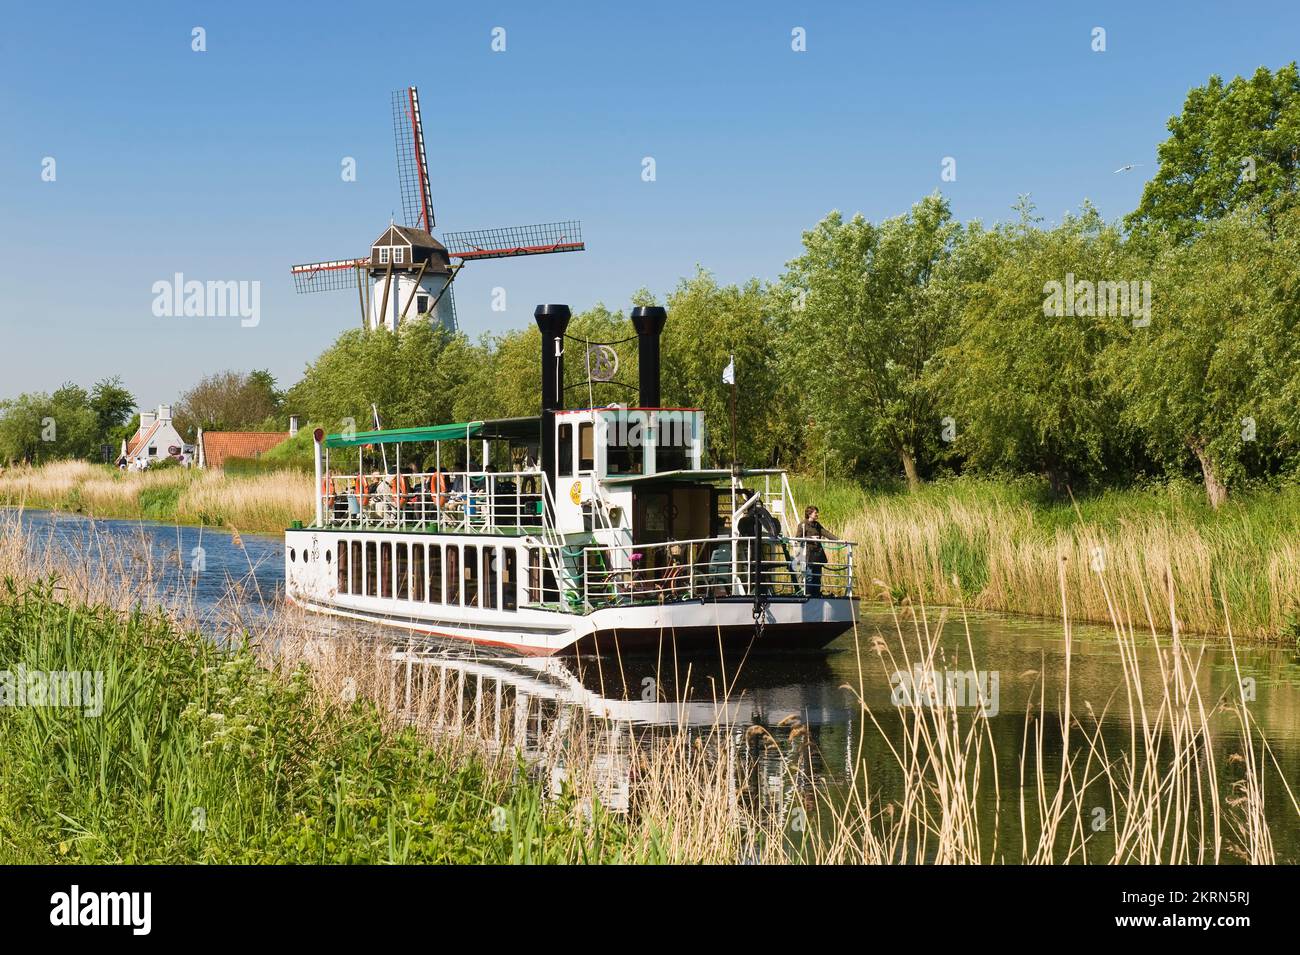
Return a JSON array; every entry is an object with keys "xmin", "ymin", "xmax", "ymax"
[
  {"xmin": 290, "ymin": 258, "xmax": 367, "ymax": 292},
  {"xmin": 443, "ymin": 221, "xmax": 584, "ymax": 261},
  {"xmin": 392, "ymin": 87, "xmax": 434, "ymax": 233}
]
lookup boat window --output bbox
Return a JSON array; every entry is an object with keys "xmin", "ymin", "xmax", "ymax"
[
  {"xmin": 578, "ymin": 423, "xmax": 594, "ymax": 472},
  {"xmin": 606, "ymin": 413, "xmax": 644, "ymax": 475},
  {"xmin": 351, "ymin": 541, "xmax": 363, "ymax": 594},
  {"xmin": 527, "ymin": 547, "xmax": 557, "ymax": 604},
  {"xmin": 503, "ymin": 548, "xmax": 517, "ymax": 611},
  {"xmin": 412, "ymin": 544, "xmax": 425, "ymax": 601},
  {"xmin": 464, "ymin": 545, "xmax": 478, "ymax": 607},
  {"xmin": 365, "ymin": 541, "xmax": 377, "ymax": 596},
  {"xmin": 381, "ymin": 543, "xmax": 393, "ymax": 598},
  {"xmin": 338, "ymin": 539, "xmax": 349, "ymax": 593},
  {"xmin": 483, "ymin": 547, "xmax": 498, "ymax": 610},
  {"xmin": 445, "ymin": 545, "xmax": 459, "ymax": 605},
  {"xmin": 429, "ymin": 543, "xmax": 442, "ymax": 603},
  {"xmin": 396, "ymin": 543, "xmax": 409, "ymax": 600},
  {"xmin": 558, "ymin": 423, "xmax": 573, "ymax": 477}
]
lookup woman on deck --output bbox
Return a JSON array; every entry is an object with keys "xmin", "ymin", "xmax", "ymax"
[{"xmin": 796, "ymin": 505, "xmax": 839, "ymax": 597}]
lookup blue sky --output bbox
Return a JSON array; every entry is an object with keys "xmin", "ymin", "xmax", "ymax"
[{"xmin": 1, "ymin": 1, "xmax": 1297, "ymax": 409}]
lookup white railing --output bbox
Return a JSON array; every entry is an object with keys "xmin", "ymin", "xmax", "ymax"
[
  {"xmin": 320, "ymin": 469, "xmax": 546, "ymax": 533},
  {"xmin": 581, "ymin": 535, "xmax": 854, "ymax": 609}
]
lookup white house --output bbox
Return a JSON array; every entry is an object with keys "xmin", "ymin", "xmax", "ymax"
[{"xmin": 120, "ymin": 405, "xmax": 188, "ymax": 468}]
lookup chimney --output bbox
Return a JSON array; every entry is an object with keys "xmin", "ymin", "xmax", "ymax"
[
  {"xmin": 139, "ymin": 410, "xmax": 156, "ymax": 431},
  {"xmin": 534, "ymin": 303, "xmax": 571, "ymax": 483},
  {"xmin": 629, "ymin": 305, "xmax": 668, "ymax": 408},
  {"xmin": 158, "ymin": 404, "xmax": 172, "ymax": 421},
  {"xmin": 288, "ymin": 415, "xmax": 300, "ymax": 438}
]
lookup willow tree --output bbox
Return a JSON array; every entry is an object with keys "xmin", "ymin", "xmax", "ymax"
[
  {"xmin": 782, "ymin": 195, "xmax": 960, "ymax": 488},
  {"xmin": 935, "ymin": 203, "xmax": 1134, "ymax": 494},
  {"xmin": 1104, "ymin": 207, "xmax": 1294, "ymax": 507}
]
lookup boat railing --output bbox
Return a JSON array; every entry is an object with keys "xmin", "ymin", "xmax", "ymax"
[
  {"xmin": 319, "ymin": 469, "xmax": 548, "ymax": 534},
  {"xmin": 580, "ymin": 535, "xmax": 855, "ymax": 609}
]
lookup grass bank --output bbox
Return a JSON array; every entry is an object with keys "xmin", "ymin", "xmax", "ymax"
[
  {"xmin": 0, "ymin": 460, "xmax": 311, "ymax": 535},
  {"xmin": 792, "ymin": 475, "xmax": 1300, "ymax": 644},
  {"xmin": 0, "ymin": 583, "xmax": 664, "ymax": 863}
]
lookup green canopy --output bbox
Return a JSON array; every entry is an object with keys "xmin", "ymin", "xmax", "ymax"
[{"xmin": 323, "ymin": 417, "xmax": 538, "ymax": 449}]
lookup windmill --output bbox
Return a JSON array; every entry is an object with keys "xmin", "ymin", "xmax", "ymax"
[{"xmin": 290, "ymin": 86, "xmax": 584, "ymax": 332}]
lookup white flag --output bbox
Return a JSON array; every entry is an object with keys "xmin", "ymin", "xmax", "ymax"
[{"xmin": 722, "ymin": 355, "xmax": 735, "ymax": 385}]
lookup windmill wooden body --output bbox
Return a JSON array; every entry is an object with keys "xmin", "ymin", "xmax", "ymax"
[{"xmin": 291, "ymin": 87, "xmax": 584, "ymax": 332}]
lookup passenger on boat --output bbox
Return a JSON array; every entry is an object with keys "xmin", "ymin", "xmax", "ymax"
[{"xmin": 796, "ymin": 505, "xmax": 839, "ymax": 597}]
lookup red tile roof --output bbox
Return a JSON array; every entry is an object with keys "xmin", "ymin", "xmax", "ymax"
[
  {"xmin": 200, "ymin": 432, "xmax": 289, "ymax": 469},
  {"xmin": 126, "ymin": 421, "xmax": 160, "ymax": 459}
]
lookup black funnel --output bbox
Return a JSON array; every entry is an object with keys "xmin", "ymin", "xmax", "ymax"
[{"xmin": 629, "ymin": 305, "xmax": 667, "ymax": 408}]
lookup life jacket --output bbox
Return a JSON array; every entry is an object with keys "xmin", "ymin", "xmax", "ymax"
[
  {"xmin": 321, "ymin": 477, "xmax": 335, "ymax": 507},
  {"xmin": 397, "ymin": 473, "xmax": 410, "ymax": 508},
  {"xmin": 431, "ymin": 472, "xmax": 447, "ymax": 507}
]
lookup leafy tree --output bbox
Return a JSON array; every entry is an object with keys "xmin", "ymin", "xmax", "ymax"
[
  {"xmin": 935, "ymin": 202, "xmax": 1135, "ymax": 494},
  {"xmin": 781, "ymin": 195, "xmax": 961, "ymax": 487},
  {"xmin": 89, "ymin": 377, "xmax": 136, "ymax": 441},
  {"xmin": 174, "ymin": 369, "xmax": 284, "ymax": 438},
  {"xmin": 1104, "ymin": 206, "xmax": 1294, "ymax": 506},
  {"xmin": 1127, "ymin": 63, "xmax": 1300, "ymax": 241},
  {"xmin": 0, "ymin": 385, "xmax": 100, "ymax": 464},
  {"xmin": 660, "ymin": 269, "xmax": 788, "ymax": 467}
]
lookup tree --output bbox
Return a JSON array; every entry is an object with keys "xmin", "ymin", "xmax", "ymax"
[
  {"xmin": 1104, "ymin": 206, "xmax": 1293, "ymax": 507},
  {"xmin": 1127, "ymin": 63, "xmax": 1300, "ymax": 242},
  {"xmin": 935, "ymin": 202, "xmax": 1135, "ymax": 493},
  {"xmin": 89, "ymin": 377, "xmax": 135, "ymax": 441},
  {"xmin": 174, "ymin": 369, "xmax": 284, "ymax": 439},
  {"xmin": 0, "ymin": 385, "xmax": 100, "ymax": 464},
  {"xmin": 781, "ymin": 195, "xmax": 961, "ymax": 487},
  {"xmin": 660, "ymin": 269, "xmax": 789, "ymax": 467}
]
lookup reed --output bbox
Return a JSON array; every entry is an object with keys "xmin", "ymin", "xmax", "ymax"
[
  {"xmin": 795, "ymin": 475, "xmax": 1300, "ymax": 643},
  {"xmin": 0, "ymin": 460, "xmax": 312, "ymax": 535}
]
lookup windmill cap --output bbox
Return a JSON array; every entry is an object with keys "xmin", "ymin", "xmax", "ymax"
[{"xmin": 630, "ymin": 305, "xmax": 667, "ymax": 335}]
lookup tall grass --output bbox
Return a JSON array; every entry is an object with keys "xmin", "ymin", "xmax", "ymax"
[
  {"xmin": 0, "ymin": 460, "xmax": 312, "ymax": 535},
  {"xmin": 793, "ymin": 475, "xmax": 1300, "ymax": 642}
]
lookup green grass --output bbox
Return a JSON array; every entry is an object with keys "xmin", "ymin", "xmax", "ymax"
[{"xmin": 0, "ymin": 582, "xmax": 656, "ymax": 863}]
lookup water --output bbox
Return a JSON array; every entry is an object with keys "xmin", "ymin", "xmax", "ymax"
[{"xmin": 12, "ymin": 508, "xmax": 1300, "ymax": 861}]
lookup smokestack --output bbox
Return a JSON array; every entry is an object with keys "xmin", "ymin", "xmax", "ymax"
[
  {"xmin": 629, "ymin": 305, "xmax": 667, "ymax": 408},
  {"xmin": 534, "ymin": 303, "xmax": 571, "ymax": 482}
]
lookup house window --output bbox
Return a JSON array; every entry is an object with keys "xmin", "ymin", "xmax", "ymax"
[
  {"xmin": 379, "ymin": 247, "xmax": 390, "ymax": 264},
  {"xmin": 393, "ymin": 247, "xmax": 405, "ymax": 264},
  {"xmin": 148, "ymin": 446, "xmax": 157, "ymax": 456},
  {"xmin": 417, "ymin": 294, "xmax": 429, "ymax": 314}
]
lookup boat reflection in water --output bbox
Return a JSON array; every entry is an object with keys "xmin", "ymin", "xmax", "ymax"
[{"xmin": 383, "ymin": 644, "xmax": 849, "ymax": 825}]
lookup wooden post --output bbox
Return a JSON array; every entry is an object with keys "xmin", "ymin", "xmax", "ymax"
[
  {"xmin": 400, "ymin": 260, "xmax": 429, "ymax": 320},
  {"xmin": 356, "ymin": 264, "xmax": 368, "ymax": 331},
  {"xmin": 377, "ymin": 260, "xmax": 394, "ymax": 330}
]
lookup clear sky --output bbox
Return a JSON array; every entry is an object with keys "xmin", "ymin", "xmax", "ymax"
[{"xmin": 1, "ymin": 1, "xmax": 1296, "ymax": 409}]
